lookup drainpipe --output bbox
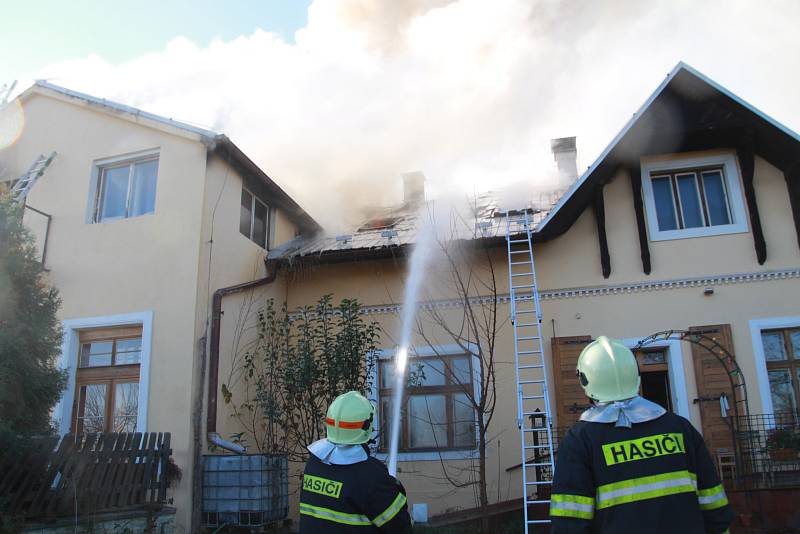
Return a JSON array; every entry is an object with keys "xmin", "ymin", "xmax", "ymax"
[{"xmin": 206, "ymin": 259, "xmax": 281, "ymax": 438}]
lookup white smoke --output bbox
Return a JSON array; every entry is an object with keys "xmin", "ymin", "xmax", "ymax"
[{"xmin": 13, "ymin": 0, "xmax": 800, "ymax": 231}]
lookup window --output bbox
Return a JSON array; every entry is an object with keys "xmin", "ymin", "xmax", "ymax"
[
  {"xmin": 761, "ymin": 328, "xmax": 800, "ymax": 416},
  {"xmin": 72, "ymin": 326, "xmax": 142, "ymax": 433},
  {"xmin": 93, "ymin": 156, "xmax": 158, "ymax": 222},
  {"xmin": 641, "ymin": 154, "xmax": 748, "ymax": 241},
  {"xmin": 240, "ymin": 188, "xmax": 271, "ymax": 249},
  {"xmin": 378, "ymin": 354, "xmax": 476, "ymax": 452}
]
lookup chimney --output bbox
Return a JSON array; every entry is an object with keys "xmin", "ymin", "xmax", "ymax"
[
  {"xmin": 550, "ymin": 136, "xmax": 578, "ymax": 188},
  {"xmin": 402, "ymin": 171, "xmax": 426, "ymax": 205}
]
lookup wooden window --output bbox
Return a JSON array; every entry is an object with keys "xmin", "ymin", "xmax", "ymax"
[
  {"xmin": 378, "ymin": 354, "xmax": 476, "ymax": 452},
  {"xmin": 72, "ymin": 326, "xmax": 142, "ymax": 433},
  {"xmin": 239, "ymin": 188, "xmax": 271, "ymax": 249},
  {"xmin": 761, "ymin": 328, "xmax": 800, "ymax": 415},
  {"xmin": 94, "ymin": 156, "xmax": 158, "ymax": 222}
]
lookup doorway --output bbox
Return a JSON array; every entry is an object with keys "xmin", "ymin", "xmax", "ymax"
[{"xmin": 635, "ymin": 349, "xmax": 672, "ymax": 411}]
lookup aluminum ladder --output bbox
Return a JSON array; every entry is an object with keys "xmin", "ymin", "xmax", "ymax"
[
  {"xmin": 9, "ymin": 152, "xmax": 56, "ymax": 204},
  {"xmin": 504, "ymin": 209, "xmax": 556, "ymax": 532}
]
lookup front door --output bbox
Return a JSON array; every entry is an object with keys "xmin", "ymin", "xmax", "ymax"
[{"xmin": 635, "ymin": 348, "xmax": 673, "ymax": 412}]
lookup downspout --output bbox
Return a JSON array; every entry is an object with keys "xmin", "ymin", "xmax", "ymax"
[{"xmin": 206, "ymin": 258, "xmax": 282, "ymax": 441}]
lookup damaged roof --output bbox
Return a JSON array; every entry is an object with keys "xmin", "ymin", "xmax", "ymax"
[
  {"xmin": 268, "ymin": 190, "xmax": 559, "ymax": 264},
  {"xmin": 272, "ymin": 61, "xmax": 800, "ymax": 265}
]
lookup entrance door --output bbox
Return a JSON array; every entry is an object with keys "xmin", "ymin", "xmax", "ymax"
[
  {"xmin": 551, "ymin": 338, "xmax": 676, "ymax": 430},
  {"xmin": 689, "ymin": 324, "xmax": 736, "ymax": 455},
  {"xmin": 551, "ymin": 336, "xmax": 593, "ymax": 429},
  {"xmin": 635, "ymin": 348, "xmax": 673, "ymax": 412}
]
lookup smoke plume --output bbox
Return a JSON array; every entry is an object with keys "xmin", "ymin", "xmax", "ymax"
[{"xmin": 14, "ymin": 0, "xmax": 800, "ymax": 232}]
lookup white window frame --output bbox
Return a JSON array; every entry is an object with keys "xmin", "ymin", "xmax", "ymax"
[
  {"xmin": 86, "ymin": 148, "xmax": 160, "ymax": 224},
  {"xmin": 240, "ymin": 186, "xmax": 271, "ymax": 249},
  {"xmin": 749, "ymin": 316, "xmax": 800, "ymax": 417},
  {"xmin": 622, "ymin": 337, "xmax": 691, "ymax": 420},
  {"xmin": 371, "ymin": 344, "xmax": 481, "ymax": 462},
  {"xmin": 641, "ymin": 153, "xmax": 749, "ymax": 241},
  {"xmin": 53, "ymin": 311, "xmax": 153, "ymax": 436}
]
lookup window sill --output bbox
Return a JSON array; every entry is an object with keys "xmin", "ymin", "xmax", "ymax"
[
  {"xmin": 90, "ymin": 212, "xmax": 156, "ymax": 225},
  {"xmin": 374, "ymin": 449, "xmax": 479, "ymax": 462},
  {"xmin": 648, "ymin": 223, "xmax": 749, "ymax": 242}
]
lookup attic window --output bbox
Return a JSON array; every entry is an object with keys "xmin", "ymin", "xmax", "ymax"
[
  {"xmin": 641, "ymin": 153, "xmax": 748, "ymax": 241},
  {"xmin": 92, "ymin": 154, "xmax": 159, "ymax": 223},
  {"xmin": 358, "ymin": 217, "xmax": 400, "ymax": 232}
]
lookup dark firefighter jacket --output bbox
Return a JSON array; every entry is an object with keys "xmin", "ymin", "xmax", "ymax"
[
  {"xmin": 299, "ymin": 453, "xmax": 412, "ymax": 533},
  {"xmin": 550, "ymin": 411, "xmax": 733, "ymax": 534}
]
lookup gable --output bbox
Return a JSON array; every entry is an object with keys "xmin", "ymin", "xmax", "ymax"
[
  {"xmin": 536, "ymin": 62, "xmax": 800, "ymax": 277},
  {"xmin": 538, "ymin": 63, "xmax": 800, "ymax": 242}
]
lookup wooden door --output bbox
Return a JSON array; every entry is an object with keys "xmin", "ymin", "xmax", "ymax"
[
  {"xmin": 689, "ymin": 324, "xmax": 736, "ymax": 454},
  {"xmin": 551, "ymin": 336, "xmax": 593, "ymax": 429}
]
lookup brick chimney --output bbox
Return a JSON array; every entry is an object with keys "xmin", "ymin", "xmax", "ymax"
[
  {"xmin": 550, "ymin": 137, "xmax": 578, "ymax": 189},
  {"xmin": 402, "ymin": 171, "xmax": 426, "ymax": 205}
]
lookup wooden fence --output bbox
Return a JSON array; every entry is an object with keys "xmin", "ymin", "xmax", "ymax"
[{"xmin": 0, "ymin": 432, "xmax": 172, "ymax": 521}]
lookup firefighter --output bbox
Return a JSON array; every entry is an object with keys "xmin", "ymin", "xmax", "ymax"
[
  {"xmin": 299, "ymin": 391, "xmax": 413, "ymax": 533},
  {"xmin": 550, "ymin": 336, "xmax": 733, "ymax": 534}
]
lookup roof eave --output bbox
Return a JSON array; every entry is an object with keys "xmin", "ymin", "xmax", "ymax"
[
  {"xmin": 21, "ymin": 81, "xmax": 219, "ymax": 143},
  {"xmin": 284, "ymin": 231, "xmax": 542, "ymax": 266},
  {"xmin": 535, "ymin": 61, "xmax": 800, "ymax": 238},
  {"xmin": 211, "ymin": 136, "xmax": 322, "ymax": 235}
]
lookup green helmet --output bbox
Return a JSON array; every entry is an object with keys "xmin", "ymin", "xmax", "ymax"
[
  {"xmin": 576, "ymin": 336, "xmax": 640, "ymax": 402},
  {"xmin": 325, "ymin": 391, "xmax": 375, "ymax": 445}
]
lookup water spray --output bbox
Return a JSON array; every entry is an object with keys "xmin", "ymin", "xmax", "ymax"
[{"xmin": 387, "ymin": 218, "xmax": 434, "ymax": 477}]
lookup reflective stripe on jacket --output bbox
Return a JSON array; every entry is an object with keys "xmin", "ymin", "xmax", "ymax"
[
  {"xmin": 299, "ymin": 454, "xmax": 412, "ymax": 533},
  {"xmin": 550, "ymin": 411, "xmax": 733, "ymax": 534}
]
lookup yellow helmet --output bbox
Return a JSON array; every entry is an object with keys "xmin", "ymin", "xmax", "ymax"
[
  {"xmin": 576, "ymin": 336, "xmax": 640, "ymax": 402},
  {"xmin": 325, "ymin": 391, "xmax": 375, "ymax": 445}
]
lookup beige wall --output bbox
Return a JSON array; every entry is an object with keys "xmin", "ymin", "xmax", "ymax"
[
  {"xmin": 3, "ymin": 91, "xmax": 210, "ymax": 529},
  {"xmin": 2, "ymin": 91, "xmax": 305, "ymax": 531},
  {"xmin": 215, "ymin": 148, "xmax": 799, "ymax": 520},
  {"xmin": 8, "ymin": 89, "xmax": 796, "ymax": 524}
]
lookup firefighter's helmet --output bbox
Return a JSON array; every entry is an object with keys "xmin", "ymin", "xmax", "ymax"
[
  {"xmin": 576, "ymin": 336, "xmax": 640, "ymax": 402},
  {"xmin": 325, "ymin": 391, "xmax": 375, "ymax": 445}
]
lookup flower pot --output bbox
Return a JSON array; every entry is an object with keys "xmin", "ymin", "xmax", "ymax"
[{"xmin": 768, "ymin": 448, "xmax": 796, "ymax": 461}]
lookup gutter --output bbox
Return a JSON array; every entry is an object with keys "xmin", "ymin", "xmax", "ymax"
[
  {"xmin": 206, "ymin": 259, "xmax": 282, "ymax": 436},
  {"xmin": 285, "ymin": 232, "xmax": 545, "ymax": 267}
]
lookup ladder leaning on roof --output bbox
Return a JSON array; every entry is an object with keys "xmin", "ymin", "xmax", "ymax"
[
  {"xmin": 504, "ymin": 209, "xmax": 556, "ymax": 532},
  {"xmin": 9, "ymin": 152, "xmax": 56, "ymax": 204}
]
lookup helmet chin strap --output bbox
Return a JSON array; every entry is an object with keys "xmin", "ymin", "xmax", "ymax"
[{"xmin": 361, "ymin": 411, "xmax": 374, "ymax": 431}]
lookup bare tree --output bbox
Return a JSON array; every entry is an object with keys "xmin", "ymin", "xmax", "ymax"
[{"xmin": 407, "ymin": 206, "xmax": 505, "ymax": 533}]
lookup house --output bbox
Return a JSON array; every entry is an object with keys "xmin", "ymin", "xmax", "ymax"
[
  {"xmin": 216, "ymin": 62, "xmax": 799, "ymax": 528},
  {"xmin": 0, "ymin": 81, "xmax": 319, "ymax": 530},
  {"xmin": 2, "ymin": 60, "xmax": 799, "ymax": 531}
]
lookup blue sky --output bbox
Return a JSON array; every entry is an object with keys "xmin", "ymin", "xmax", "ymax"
[{"xmin": 0, "ymin": 0, "xmax": 312, "ymax": 82}]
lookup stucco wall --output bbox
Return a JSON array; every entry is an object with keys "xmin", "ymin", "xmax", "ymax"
[
  {"xmin": 215, "ymin": 147, "xmax": 800, "ymax": 521},
  {"xmin": 3, "ymin": 92, "xmax": 210, "ymax": 529}
]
